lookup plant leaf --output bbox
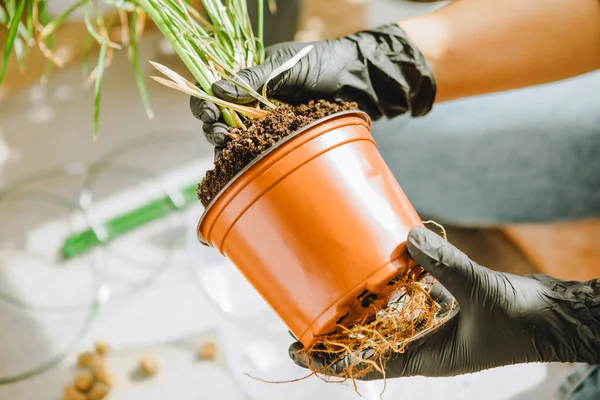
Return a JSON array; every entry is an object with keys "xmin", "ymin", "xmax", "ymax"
[
  {"xmin": 21, "ymin": 0, "xmax": 35, "ymax": 62},
  {"xmin": 0, "ymin": 4, "xmax": 8, "ymax": 24},
  {"xmin": 94, "ymin": 40, "xmax": 108, "ymax": 138},
  {"xmin": 85, "ymin": 43, "xmax": 114, "ymax": 87},
  {"xmin": 204, "ymin": 61, "xmax": 276, "ymax": 108},
  {"xmin": 130, "ymin": 9, "xmax": 154, "ymax": 119},
  {"xmin": 38, "ymin": 0, "xmax": 55, "ymax": 81},
  {"xmin": 13, "ymin": 37, "xmax": 26, "ymax": 69},
  {"xmin": 150, "ymin": 74, "xmax": 268, "ymax": 119},
  {"xmin": 149, "ymin": 61, "xmax": 190, "ymax": 87},
  {"xmin": 82, "ymin": 33, "xmax": 93, "ymax": 80},
  {"xmin": 39, "ymin": 0, "xmax": 85, "ymax": 38},
  {"xmin": 26, "ymin": 0, "xmax": 35, "ymax": 40},
  {"xmin": 257, "ymin": 0, "xmax": 265, "ymax": 63},
  {"xmin": 261, "ymin": 44, "xmax": 313, "ymax": 98},
  {"xmin": 37, "ymin": 0, "xmax": 87, "ymax": 67},
  {"xmin": 118, "ymin": 9, "xmax": 130, "ymax": 47},
  {"xmin": 139, "ymin": 0, "xmax": 277, "ymax": 127},
  {"xmin": 0, "ymin": 0, "xmax": 27, "ymax": 87},
  {"xmin": 6, "ymin": 0, "xmax": 15, "ymax": 14},
  {"xmin": 83, "ymin": 1, "xmax": 121, "ymax": 50}
]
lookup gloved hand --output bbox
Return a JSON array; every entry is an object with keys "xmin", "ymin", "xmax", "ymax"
[
  {"xmin": 190, "ymin": 23, "xmax": 436, "ymax": 158},
  {"xmin": 288, "ymin": 226, "xmax": 600, "ymax": 378}
]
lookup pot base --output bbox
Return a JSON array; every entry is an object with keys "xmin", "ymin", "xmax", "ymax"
[{"xmin": 298, "ymin": 247, "xmax": 423, "ymax": 347}]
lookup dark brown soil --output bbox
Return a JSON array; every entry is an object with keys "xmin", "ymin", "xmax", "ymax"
[{"xmin": 197, "ymin": 100, "xmax": 358, "ymax": 207}]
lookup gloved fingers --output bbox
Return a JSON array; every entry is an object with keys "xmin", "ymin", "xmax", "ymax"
[
  {"xmin": 289, "ymin": 314, "xmax": 462, "ymax": 379},
  {"xmin": 214, "ymin": 147, "xmax": 224, "ymax": 161},
  {"xmin": 212, "ymin": 63, "xmax": 275, "ymax": 104},
  {"xmin": 189, "ymin": 96, "xmax": 231, "ymax": 149},
  {"xmin": 287, "ymin": 342, "xmax": 384, "ymax": 380},
  {"xmin": 202, "ymin": 122, "xmax": 230, "ymax": 147},
  {"xmin": 382, "ymin": 315, "xmax": 462, "ymax": 378},
  {"xmin": 288, "ymin": 342, "xmax": 309, "ymax": 369},
  {"xmin": 407, "ymin": 227, "xmax": 480, "ymax": 306},
  {"xmin": 287, "ymin": 293, "xmax": 461, "ymax": 380},
  {"xmin": 189, "ymin": 86, "xmax": 232, "ymax": 150},
  {"xmin": 264, "ymin": 41, "xmax": 311, "ymax": 58},
  {"xmin": 420, "ymin": 275, "xmax": 459, "ymax": 318},
  {"xmin": 261, "ymin": 41, "xmax": 321, "ymax": 103},
  {"xmin": 335, "ymin": 92, "xmax": 383, "ymax": 121},
  {"xmin": 190, "ymin": 97, "xmax": 221, "ymax": 123}
]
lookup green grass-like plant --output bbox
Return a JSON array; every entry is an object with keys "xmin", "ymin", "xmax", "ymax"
[{"xmin": 0, "ymin": 0, "xmax": 292, "ymax": 136}]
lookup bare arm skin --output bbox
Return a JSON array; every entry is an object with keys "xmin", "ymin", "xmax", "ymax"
[{"xmin": 399, "ymin": 0, "xmax": 600, "ymax": 102}]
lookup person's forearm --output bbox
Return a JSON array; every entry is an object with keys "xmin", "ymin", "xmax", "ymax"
[{"xmin": 398, "ymin": 0, "xmax": 600, "ymax": 102}]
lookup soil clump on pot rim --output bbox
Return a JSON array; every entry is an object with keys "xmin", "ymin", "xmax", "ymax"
[{"xmin": 197, "ymin": 100, "xmax": 359, "ymax": 207}]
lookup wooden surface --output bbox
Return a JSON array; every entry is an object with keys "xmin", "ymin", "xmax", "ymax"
[
  {"xmin": 296, "ymin": 0, "xmax": 367, "ymax": 41},
  {"xmin": 444, "ymin": 226, "xmax": 537, "ymax": 275},
  {"xmin": 503, "ymin": 221, "xmax": 600, "ymax": 281}
]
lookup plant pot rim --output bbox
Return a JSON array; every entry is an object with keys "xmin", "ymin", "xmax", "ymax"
[{"xmin": 197, "ymin": 109, "xmax": 372, "ymax": 245}]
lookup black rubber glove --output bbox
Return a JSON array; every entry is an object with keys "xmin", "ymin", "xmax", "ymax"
[
  {"xmin": 288, "ymin": 226, "xmax": 600, "ymax": 379},
  {"xmin": 190, "ymin": 23, "xmax": 436, "ymax": 158}
]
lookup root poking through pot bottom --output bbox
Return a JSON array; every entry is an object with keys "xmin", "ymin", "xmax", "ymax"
[
  {"xmin": 301, "ymin": 273, "xmax": 453, "ymax": 383},
  {"xmin": 197, "ymin": 100, "xmax": 359, "ymax": 207},
  {"xmin": 249, "ymin": 270, "xmax": 456, "ymax": 397},
  {"xmin": 294, "ymin": 222, "xmax": 453, "ymax": 395}
]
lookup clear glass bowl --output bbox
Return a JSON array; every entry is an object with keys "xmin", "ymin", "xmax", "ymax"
[{"xmin": 186, "ymin": 222, "xmax": 361, "ymax": 400}]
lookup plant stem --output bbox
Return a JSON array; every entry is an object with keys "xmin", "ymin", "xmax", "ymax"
[
  {"xmin": 140, "ymin": 0, "xmax": 238, "ymax": 127},
  {"xmin": 258, "ymin": 0, "xmax": 264, "ymax": 63},
  {"xmin": 0, "ymin": 0, "xmax": 27, "ymax": 86},
  {"xmin": 94, "ymin": 39, "xmax": 108, "ymax": 137},
  {"xmin": 130, "ymin": 9, "xmax": 154, "ymax": 119}
]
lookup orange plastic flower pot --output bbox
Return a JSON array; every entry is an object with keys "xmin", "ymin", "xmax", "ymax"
[{"xmin": 197, "ymin": 111, "xmax": 424, "ymax": 348}]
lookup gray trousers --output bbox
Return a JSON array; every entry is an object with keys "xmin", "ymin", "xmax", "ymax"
[
  {"xmin": 373, "ymin": 71, "xmax": 600, "ymax": 400},
  {"xmin": 372, "ymin": 71, "xmax": 600, "ymax": 226}
]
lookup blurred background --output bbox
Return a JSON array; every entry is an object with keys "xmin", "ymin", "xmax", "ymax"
[{"xmin": 0, "ymin": 0, "xmax": 598, "ymax": 399}]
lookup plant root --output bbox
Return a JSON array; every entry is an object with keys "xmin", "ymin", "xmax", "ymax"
[
  {"xmin": 296, "ymin": 266, "xmax": 455, "ymax": 396},
  {"xmin": 248, "ymin": 269, "xmax": 454, "ymax": 399}
]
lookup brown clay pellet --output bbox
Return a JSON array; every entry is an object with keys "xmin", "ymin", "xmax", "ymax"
[
  {"xmin": 77, "ymin": 351, "xmax": 98, "ymax": 368},
  {"xmin": 199, "ymin": 343, "xmax": 217, "ymax": 360},
  {"xmin": 91, "ymin": 364, "xmax": 115, "ymax": 388},
  {"xmin": 139, "ymin": 355, "xmax": 160, "ymax": 377},
  {"xmin": 63, "ymin": 386, "xmax": 86, "ymax": 400},
  {"xmin": 87, "ymin": 382, "xmax": 110, "ymax": 400},
  {"xmin": 94, "ymin": 341, "xmax": 111, "ymax": 357},
  {"xmin": 73, "ymin": 371, "xmax": 94, "ymax": 392}
]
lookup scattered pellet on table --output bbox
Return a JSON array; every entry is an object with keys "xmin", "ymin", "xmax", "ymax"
[
  {"xmin": 198, "ymin": 343, "xmax": 217, "ymax": 360},
  {"xmin": 63, "ymin": 386, "xmax": 86, "ymax": 400},
  {"xmin": 139, "ymin": 355, "xmax": 160, "ymax": 377},
  {"xmin": 94, "ymin": 341, "xmax": 111, "ymax": 357},
  {"xmin": 92, "ymin": 364, "xmax": 115, "ymax": 388},
  {"xmin": 77, "ymin": 351, "xmax": 101, "ymax": 368},
  {"xmin": 87, "ymin": 382, "xmax": 110, "ymax": 400},
  {"xmin": 73, "ymin": 371, "xmax": 94, "ymax": 392}
]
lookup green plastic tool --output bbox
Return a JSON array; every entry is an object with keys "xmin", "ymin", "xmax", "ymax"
[{"xmin": 61, "ymin": 184, "xmax": 198, "ymax": 260}]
